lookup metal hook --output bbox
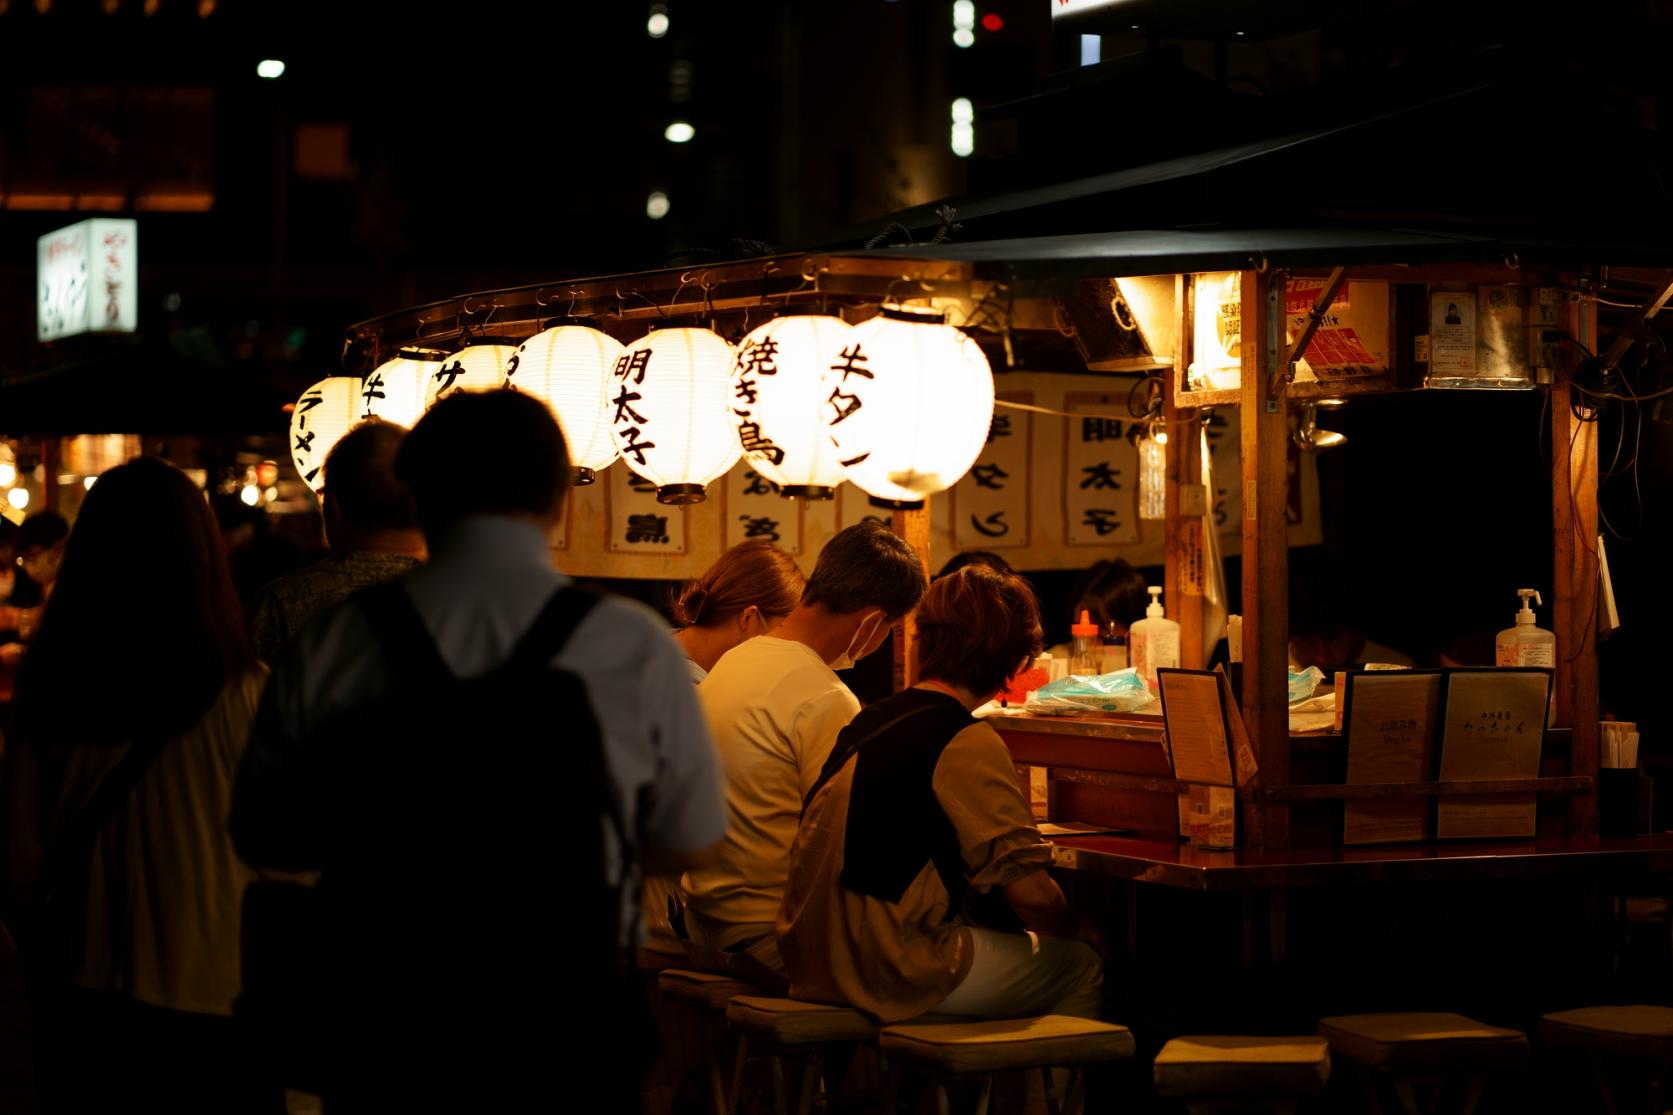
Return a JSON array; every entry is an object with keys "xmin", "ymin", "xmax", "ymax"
[
  {"xmin": 534, "ymin": 288, "xmax": 551, "ymax": 308},
  {"xmin": 568, "ymin": 287, "xmax": 581, "ymax": 318}
]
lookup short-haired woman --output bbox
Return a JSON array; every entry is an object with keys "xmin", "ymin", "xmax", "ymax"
[
  {"xmin": 672, "ymin": 540, "xmax": 805, "ymax": 682},
  {"xmin": 777, "ymin": 565, "xmax": 1103, "ymax": 1023}
]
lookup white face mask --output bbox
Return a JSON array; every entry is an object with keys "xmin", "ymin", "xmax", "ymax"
[{"xmin": 829, "ymin": 611, "xmax": 884, "ymax": 671}]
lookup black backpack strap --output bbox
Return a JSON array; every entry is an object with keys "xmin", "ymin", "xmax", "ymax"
[
  {"xmin": 509, "ymin": 587, "xmax": 601, "ymax": 670},
  {"xmin": 803, "ymin": 702, "xmax": 949, "ymax": 810},
  {"xmin": 355, "ymin": 581, "xmax": 452, "ymax": 684}
]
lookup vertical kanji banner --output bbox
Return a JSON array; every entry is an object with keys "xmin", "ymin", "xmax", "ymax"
[
  {"xmin": 1063, "ymin": 392, "xmax": 1140, "ymax": 546},
  {"xmin": 723, "ymin": 464, "xmax": 803, "ymax": 554},
  {"xmin": 607, "ymin": 465, "xmax": 687, "ymax": 554},
  {"xmin": 950, "ymin": 391, "xmax": 1031, "ymax": 550}
]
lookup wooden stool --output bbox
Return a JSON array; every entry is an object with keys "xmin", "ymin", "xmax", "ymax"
[
  {"xmin": 1540, "ymin": 1004, "xmax": 1673, "ymax": 1114},
  {"xmin": 1153, "ymin": 1036, "xmax": 1332, "ymax": 1114},
  {"xmin": 726, "ymin": 996, "xmax": 880, "ymax": 1115},
  {"xmin": 880, "ymin": 1015, "xmax": 1134, "ymax": 1115},
  {"xmin": 656, "ymin": 969, "xmax": 762, "ymax": 1114},
  {"xmin": 1318, "ymin": 1012, "xmax": 1527, "ymax": 1115}
]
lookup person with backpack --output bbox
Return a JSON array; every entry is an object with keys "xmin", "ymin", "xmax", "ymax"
[
  {"xmin": 679, "ymin": 520, "xmax": 927, "ymax": 993},
  {"xmin": 230, "ymin": 389, "xmax": 727, "ymax": 1112},
  {"xmin": 1, "ymin": 458, "xmax": 276, "ymax": 1114},
  {"xmin": 777, "ymin": 565, "xmax": 1104, "ymax": 1024}
]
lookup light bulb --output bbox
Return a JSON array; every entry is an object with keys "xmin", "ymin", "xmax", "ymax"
[{"xmin": 8, "ymin": 488, "xmax": 28, "ymax": 510}]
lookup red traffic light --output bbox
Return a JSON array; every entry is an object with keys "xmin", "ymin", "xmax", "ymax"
[{"xmin": 980, "ymin": 12, "xmax": 1003, "ymax": 31}]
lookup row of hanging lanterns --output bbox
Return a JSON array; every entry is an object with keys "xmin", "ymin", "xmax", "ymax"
[{"xmin": 291, "ymin": 308, "xmax": 995, "ymax": 508}]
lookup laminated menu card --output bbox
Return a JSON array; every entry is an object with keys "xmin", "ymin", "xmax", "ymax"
[
  {"xmin": 1435, "ymin": 669, "xmax": 1550, "ymax": 840},
  {"xmin": 1342, "ymin": 670, "xmax": 1442, "ymax": 845}
]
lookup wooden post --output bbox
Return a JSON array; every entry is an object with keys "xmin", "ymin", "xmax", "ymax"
[
  {"xmin": 1553, "ymin": 299, "xmax": 1600, "ymax": 838},
  {"xmin": 1165, "ymin": 274, "xmax": 1206, "ymax": 668},
  {"xmin": 1238, "ymin": 270, "xmax": 1290, "ymax": 850},
  {"xmin": 891, "ymin": 501, "xmax": 932, "ymax": 692}
]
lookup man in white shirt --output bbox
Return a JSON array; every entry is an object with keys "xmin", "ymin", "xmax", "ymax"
[
  {"xmin": 681, "ymin": 520, "xmax": 927, "ymax": 991},
  {"xmin": 233, "ymin": 390, "xmax": 725, "ymax": 1111}
]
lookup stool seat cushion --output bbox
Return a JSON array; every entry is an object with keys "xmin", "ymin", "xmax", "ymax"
[
  {"xmin": 1318, "ymin": 1013, "xmax": 1528, "ymax": 1075},
  {"xmin": 879, "ymin": 1015, "xmax": 1134, "ymax": 1075},
  {"xmin": 1154, "ymin": 1036, "xmax": 1331, "ymax": 1099},
  {"xmin": 1541, "ymin": 1005, "xmax": 1673, "ymax": 1061},
  {"xmin": 657, "ymin": 968, "xmax": 761, "ymax": 1011},
  {"xmin": 727, "ymin": 996, "xmax": 880, "ymax": 1044}
]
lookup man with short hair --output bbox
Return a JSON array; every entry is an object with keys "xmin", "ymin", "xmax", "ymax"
[
  {"xmin": 249, "ymin": 421, "xmax": 426, "ymax": 662},
  {"xmin": 681, "ymin": 520, "xmax": 928, "ymax": 990},
  {"xmin": 232, "ymin": 390, "xmax": 726, "ymax": 1111}
]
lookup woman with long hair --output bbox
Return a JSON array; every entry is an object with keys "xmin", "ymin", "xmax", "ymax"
[
  {"xmin": 671, "ymin": 540, "xmax": 804, "ymax": 681},
  {"xmin": 2, "ymin": 457, "xmax": 273, "ymax": 1114}
]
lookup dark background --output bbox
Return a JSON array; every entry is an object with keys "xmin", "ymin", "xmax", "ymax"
[{"xmin": 3, "ymin": 0, "xmax": 1672, "ymax": 766}]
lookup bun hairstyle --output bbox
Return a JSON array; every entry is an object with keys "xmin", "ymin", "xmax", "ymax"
[
  {"xmin": 674, "ymin": 586, "xmax": 713, "ymax": 627},
  {"xmin": 671, "ymin": 541, "xmax": 805, "ymax": 630}
]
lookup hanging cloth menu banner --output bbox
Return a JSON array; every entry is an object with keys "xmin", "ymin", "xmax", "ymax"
[
  {"xmin": 1063, "ymin": 393, "xmax": 1140, "ymax": 547},
  {"xmin": 724, "ymin": 465, "xmax": 803, "ymax": 554},
  {"xmin": 951, "ymin": 392, "xmax": 1031, "ymax": 550},
  {"xmin": 608, "ymin": 466, "xmax": 687, "ymax": 554}
]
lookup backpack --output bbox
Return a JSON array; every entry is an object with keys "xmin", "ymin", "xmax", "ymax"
[{"xmin": 238, "ymin": 581, "xmax": 650, "ymax": 1102}]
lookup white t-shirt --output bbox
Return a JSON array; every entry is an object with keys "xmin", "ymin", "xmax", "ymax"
[{"xmin": 681, "ymin": 636, "xmax": 861, "ymax": 930}]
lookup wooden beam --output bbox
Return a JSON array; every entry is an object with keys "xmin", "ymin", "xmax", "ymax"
[
  {"xmin": 891, "ymin": 501, "xmax": 932, "ymax": 692},
  {"xmin": 1239, "ymin": 270, "xmax": 1291, "ymax": 850},
  {"xmin": 1554, "ymin": 298, "xmax": 1601, "ymax": 838},
  {"xmin": 1165, "ymin": 273, "xmax": 1207, "ymax": 668}
]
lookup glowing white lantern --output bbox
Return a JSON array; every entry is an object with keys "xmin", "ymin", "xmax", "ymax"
[
  {"xmin": 608, "ymin": 326, "xmax": 739, "ymax": 505},
  {"xmin": 729, "ymin": 314, "xmax": 852, "ymax": 499},
  {"xmin": 361, "ymin": 350, "xmax": 441, "ymax": 427},
  {"xmin": 290, "ymin": 376, "xmax": 362, "ymax": 491},
  {"xmin": 425, "ymin": 339, "xmax": 518, "ymax": 408},
  {"xmin": 507, "ymin": 324, "xmax": 624, "ymax": 485},
  {"xmin": 825, "ymin": 308, "xmax": 995, "ymax": 507}
]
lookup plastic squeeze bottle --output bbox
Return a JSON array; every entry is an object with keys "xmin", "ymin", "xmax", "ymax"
[
  {"xmin": 1130, "ymin": 586, "xmax": 1181, "ymax": 688},
  {"xmin": 1496, "ymin": 589, "xmax": 1555, "ymax": 668},
  {"xmin": 1069, "ymin": 610, "xmax": 1102, "ymax": 676}
]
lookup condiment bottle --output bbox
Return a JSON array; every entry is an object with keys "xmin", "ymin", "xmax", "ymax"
[
  {"xmin": 1069, "ymin": 610, "xmax": 1102, "ymax": 676},
  {"xmin": 1101, "ymin": 622, "xmax": 1128, "ymax": 674}
]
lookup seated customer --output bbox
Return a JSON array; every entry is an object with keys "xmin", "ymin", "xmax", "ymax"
[
  {"xmin": 673, "ymin": 540, "xmax": 805, "ymax": 682},
  {"xmin": 1048, "ymin": 557, "xmax": 1147, "ymax": 661},
  {"xmin": 778, "ymin": 565, "xmax": 1104, "ymax": 1022},
  {"xmin": 681, "ymin": 521, "xmax": 927, "ymax": 992}
]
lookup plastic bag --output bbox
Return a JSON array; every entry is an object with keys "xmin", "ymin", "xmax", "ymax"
[
  {"xmin": 1288, "ymin": 666, "xmax": 1324, "ymax": 705},
  {"xmin": 1024, "ymin": 668, "xmax": 1152, "ymax": 715}
]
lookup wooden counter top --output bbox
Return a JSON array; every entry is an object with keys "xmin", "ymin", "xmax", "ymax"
[{"xmin": 1048, "ymin": 833, "xmax": 1673, "ymax": 891}]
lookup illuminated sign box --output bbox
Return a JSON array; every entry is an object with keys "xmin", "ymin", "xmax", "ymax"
[
  {"xmin": 37, "ymin": 218, "xmax": 138, "ymax": 342},
  {"xmin": 1051, "ymin": 0, "xmax": 1132, "ymax": 17}
]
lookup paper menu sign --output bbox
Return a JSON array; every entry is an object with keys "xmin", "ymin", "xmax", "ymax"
[
  {"xmin": 1435, "ymin": 669, "xmax": 1550, "ymax": 840},
  {"xmin": 1429, "ymin": 291, "xmax": 1477, "ymax": 377},
  {"xmin": 1342, "ymin": 671, "xmax": 1442, "ymax": 845},
  {"xmin": 1159, "ymin": 669, "xmax": 1234, "ymax": 787}
]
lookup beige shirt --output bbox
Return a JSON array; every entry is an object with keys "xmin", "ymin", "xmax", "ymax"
[
  {"xmin": 776, "ymin": 719, "xmax": 1051, "ymax": 1022},
  {"xmin": 681, "ymin": 636, "xmax": 861, "ymax": 933},
  {"xmin": 53, "ymin": 672, "xmax": 267, "ymax": 1016}
]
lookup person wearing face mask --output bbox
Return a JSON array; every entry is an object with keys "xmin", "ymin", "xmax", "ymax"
[
  {"xmin": 672, "ymin": 541, "xmax": 805, "ymax": 682},
  {"xmin": 679, "ymin": 521, "xmax": 928, "ymax": 992}
]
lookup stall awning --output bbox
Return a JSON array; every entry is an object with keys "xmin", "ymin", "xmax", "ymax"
[{"xmin": 870, "ymin": 226, "xmax": 1673, "ymax": 282}]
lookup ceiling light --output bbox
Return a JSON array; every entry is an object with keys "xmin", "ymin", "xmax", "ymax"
[{"xmin": 664, "ymin": 121, "xmax": 695, "ymax": 144}]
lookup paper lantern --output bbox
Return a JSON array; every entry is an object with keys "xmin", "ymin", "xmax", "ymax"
[
  {"xmin": 730, "ymin": 314, "xmax": 853, "ymax": 499},
  {"xmin": 425, "ymin": 338, "xmax": 518, "ymax": 408},
  {"xmin": 507, "ymin": 324, "xmax": 624, "ymax": 484},
  {"xmin": 608, "ymin": 326, "xmax": 739, "ymax": 505},
  {"xmin": 290, "ymin": 376, "xmax": 362, "ymax": 491},
  {"xmin": 824, "ymin": 308, "xmax": 995, "ymax": 508},
  {"xmin": 360, "ymin": 350, "xmax": 441, "ymax": 427}
]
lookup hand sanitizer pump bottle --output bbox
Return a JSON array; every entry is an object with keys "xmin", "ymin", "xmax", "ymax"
[
  {"xmin": 1496, "ymin": 589, "xmax": 1555, "ymax": 668},
  {"xmin": 1130, "ymin": 586, "xmax": 1181, "ymax": 689}
]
